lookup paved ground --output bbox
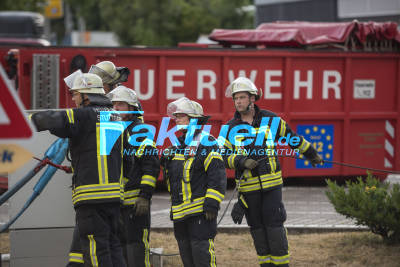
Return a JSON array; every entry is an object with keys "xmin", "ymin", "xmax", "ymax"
[
  {"xmin": 150, "ymin": 185, "xmax": 362, "ymax": 229},
  {"xmin": 0, "ymin": 185, "xmax": 365, "ymax": 230}
]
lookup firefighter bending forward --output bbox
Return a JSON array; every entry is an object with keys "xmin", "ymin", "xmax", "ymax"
[
  {"xmin": 223, "ymin": 77, "xmax": 323, "ymax": 267},
  {"xmin": 107, "ymin": 86, "xmax": 160, "ymax": 267},
  {"xmin": 161, "ymin": 97, "xmax": 226, "ymax": 267},
  {"xmin": 31, "ymin": 71, "xmax": 126, "ymax": 267}
]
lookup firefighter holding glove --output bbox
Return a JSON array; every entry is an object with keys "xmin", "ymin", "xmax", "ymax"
[
  {"xmin": 163, "ymin": 97, "xmax": 226, "ymax": 267},
  {"xmin": 222, "ymin": 77, "xmax": 323, "ymax": 267}
]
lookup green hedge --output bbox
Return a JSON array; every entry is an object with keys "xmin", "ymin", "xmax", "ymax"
[{"xmin": 326, "ymin": 173, "xmax": 400, "ymax": 244}]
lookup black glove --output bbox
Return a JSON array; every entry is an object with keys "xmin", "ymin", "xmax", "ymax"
[
  {"xmin": 310, "ymin": 154, "xmax": 324, "ymax": 167},
  {"xmin": 231, "ymin": 202, "xmax": 245, "ymax": 224},
  {"xmin": 135, "ymin": 197, "xmax": 150, "ymax": 216},
  {"xmin": 205, "ymin": 210, "xmax": 217, "ymax": 221},
  {"xmin": 243, "ymin": 158, "xmax": 258, "ymax": 170}
]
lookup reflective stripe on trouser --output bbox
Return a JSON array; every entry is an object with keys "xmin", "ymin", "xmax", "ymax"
[
  {"xmin": 244, "ymin": 188, "xmax": 289, "ymax": 266},
  {"xmin": 173, "ymin": 215, "xmax": 217, "ymax": 267},
  {"xmin": 76, "ymin": 203, "xmax": 127, "ymax": 267},
  {"xmin": 120, "ymin": 206, "xmax": 151, "ymax": 267},
  {"xmin": 250, "ymin": 228, "xmax": 271, "ymax": 266},
  {"xmin": 66, "ymin": 225, "xmax": 84, "ymax": 267}
]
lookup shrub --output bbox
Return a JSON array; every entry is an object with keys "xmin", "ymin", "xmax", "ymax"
[{"xmin": 326, "ymin": 172, "xmax": 400, "ymax": 244}]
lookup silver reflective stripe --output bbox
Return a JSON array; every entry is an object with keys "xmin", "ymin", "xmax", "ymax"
[
  {"xmin": 73, "ymin": 192, "xmax": 121, "ymax": 203},
  {"xmin": 206, "ymin": 190, "xmax": 224, "ymax": 202},
  {"xmin": 271, "ymin": 255, "xmax": 290, "ymax": 264},
  {"xmin": 173, "ymin": 205, "xmax": 203, "ymax": 220},
  {"xmin": 73, "ymin": 184, "xmax": 120, "ymax": 194},
  {"xmin": 172, "ymin": 197, "xmax": 205, "ymax": 212},
  {"xmin": 88, "ymin": 235, "xmax": 98, "ymax": 266}
]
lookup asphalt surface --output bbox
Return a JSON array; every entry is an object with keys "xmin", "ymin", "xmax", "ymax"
[{"xmin": 150, "ymin": 184, "xmax": 362, "ymax": 229}]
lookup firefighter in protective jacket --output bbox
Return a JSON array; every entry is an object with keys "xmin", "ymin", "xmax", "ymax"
[
  {"xmin": 161, "ymin": 97, "xmax": 226, "ymax": 267},
  {"xmin": 107, "ymin": 85, "xmax": 160, "ymax": 267},
  {"xmin": 223, "ymin": 77, "xmax": 323, "ymax": 267},
  {"xmin": 31, "ymin": 71, "xmax": 126, "ymax": 266}
]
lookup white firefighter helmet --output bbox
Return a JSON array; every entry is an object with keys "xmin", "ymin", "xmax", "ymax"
[
  {"xmin": 225, "ymin": 77, "xmax": 261, "ymax": 100},
  {"xmin": 106, "ymin": 85, "xmax": 139, "ymax": 108},
  {"xmin": 64, "ymin": 70, "xmax": 105, "ymax": 94},
  {"xmin": 167, "ymin": 97, "xmax": 204, "ymax": 118},
  {"xmin": 89, "ymin": 61, "xmax": 120, "ymax": 85}
]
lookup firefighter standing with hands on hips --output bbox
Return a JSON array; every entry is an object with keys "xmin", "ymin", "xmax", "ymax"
[
  {"xmin": 107, "ymin": 86, "xmax": 160, "ymax": 267},
  {"xmin": 31, "ymin": 71, "xmax": 126, "ymax": 267},
  {"xmin": 222, "ymin": 77, "xmax": 323, "ymax": 267},
  {"xmin": 161, "ymin": 97, "xmax": 226, "ymax": 267}
]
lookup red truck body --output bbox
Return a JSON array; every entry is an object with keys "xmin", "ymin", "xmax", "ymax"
[{"xmin": 1, "ymin": 46, "xmax": 399, "ymax": 181}]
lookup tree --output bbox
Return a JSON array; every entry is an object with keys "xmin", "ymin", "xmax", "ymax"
[
  {"xmin": 0, "ymin": 0, "xmax": 46, "ymax": 12},
  {"xmin": 69, "ymin": 0, "xmax": 253, "ymax": 46}
]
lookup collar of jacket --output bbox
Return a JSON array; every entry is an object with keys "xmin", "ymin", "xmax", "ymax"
[
  {"xmin": 177, "ymin": 129, "xmax": 203, "ymax": 149},
  {"xmin": 233, "ymin": 104, "xmax": 261, "ymax": 125}
]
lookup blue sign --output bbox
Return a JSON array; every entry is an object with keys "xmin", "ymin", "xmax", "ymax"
[{"xmin": 296, "ymin": 124, "xmax": 334, "ymax": 169}]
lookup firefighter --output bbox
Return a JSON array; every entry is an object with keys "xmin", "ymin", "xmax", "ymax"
[
  {"xmin": 223, "ymin": 77, "xmax": 323, "ymax": 267},
  {"xmin": 88, "ymin": 61, "xmax": 130, "ymax": 93},
  {"xmin": 89, "ymin": 60, "xmax": 144, "ymax": 123},
  {"xmin": 107, "ymin": 85, "xmax": 160, "ymax": 267},
  {"xmin": 31, "ymin": 71, "xmax": 126, "ymax": 267},
  {"xmin": 161, "ymin": 97, "xmax": 226, "ymax": 267}
]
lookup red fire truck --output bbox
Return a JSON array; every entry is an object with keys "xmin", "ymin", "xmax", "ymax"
[{"xmin": 1, "ymin": 21, "xmax": 399, "ymax": 186}]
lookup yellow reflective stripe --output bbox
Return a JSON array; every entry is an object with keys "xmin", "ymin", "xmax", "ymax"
[
  {"xmin": 124, "ymin": 189, "xmax": 140, "ymax": 198},
  {"xmin": 279, "ymin": 120, "xmax": 286, "ymax": 137},
  {"xmin": 258, "ymin": 254, "xmax": 272, "ymax": 264},
  {"xmin": 88, "ymin": 235, "xmax": 98, "ymax": 267},
  {"xmin": 173, "ymin": 204, "xmax": 204, "ymax": 220},
  {"xmin": 209, "ymin": 239, "xmax": 216, "ymax": 267},
  {"xmin": 143, "ymin": 229, "xmax": 150, "ymax": 267},
  {"xmin": 298, "ymin": 139, "xmax": 310, "ymax": 153},
  {"xmin": 206, "ymin": 188, "xmax": 224, "ymax": 203},
  {"xmin": 218, "ymin": 136, "xmax": 233, "ymax": 150},
  {"xmin": 204, "ymin": 152, "xmax": 223, "ymax": 172},
  {"xmin": 66, "ymin": 109, "xmax": 75, "ymax": 124},
  {"xmin": 72, "ymin": 183, "xmax": 120, "ymax": 194},
  {"xmin": 69, "ymin": 252, "xmax": 84, "ymax": 263},
  {"xmin": 182, "ymin": 158, "xmax": 194, "ymax": 201},
  {"xmin": 173, "ymin": 154, "xmax": 185, "ymax": 160},
  {"xmin": 172, "ymin": 197, "xmax": 206, "ymax": 212},
  {"xmin": 123, "ymin": 188, "xmax": 140, "ymax": 205},
  {"xmin": 141, "ymin": 175, "xmax": 156, "ymax": 187},
  {"xmin": 237, "ymin": 172, "xmax": 283, "ymax": 193},
  {"xmin": 135, "ymin": 139, "xmax": 157, "ymax": 158},
  {"xmin": 96, "ymin": 122, "xmax": 104, "ymax": 184},
  {"xmin": 271, "ymin": 254, "xmax": 290, "ymax": 265},
  {"xmin": 72, "ymin": 191, "xmax": 121, "ymax": 204},
  {"xmin": 239, "ymin": 194, "xmax": 248, "ymax": 208},
  {"xmin": 227, "ymin": 154, "xmax": 237, "ymax": 169}
]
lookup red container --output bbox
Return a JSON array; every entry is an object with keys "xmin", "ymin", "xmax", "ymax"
[{"xmin": 7, "ymin": 47, "xmax": 400, "ymax": 178}]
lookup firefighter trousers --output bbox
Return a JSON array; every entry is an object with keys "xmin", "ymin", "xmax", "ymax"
[
  {"xmin": 120, "ymin": 205, "xmax": 151, "ymax": 267},
  {"xmin": 244, "ymin": 187, "xmax": 289, "ymax": 267},
  {"xmin": 173, "ymin": 215, "xmax": 217, "ymax": 267},
  {"xmin": 67, "ymin": 203, "xmax": 126, "ymax": 267}
]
